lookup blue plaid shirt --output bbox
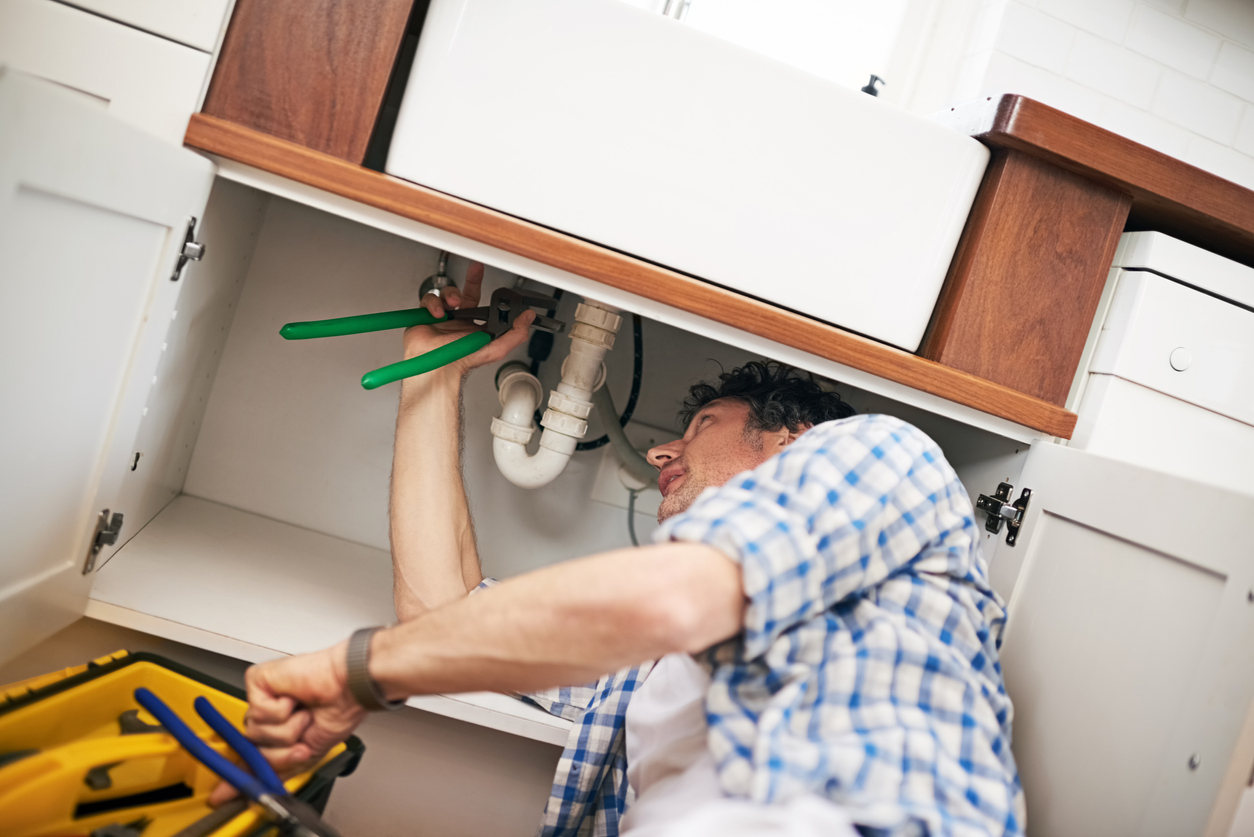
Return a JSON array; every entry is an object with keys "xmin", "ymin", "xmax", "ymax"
[{"xmin": 504, "ymin": 415, "xmax": 1023, "ymax": 837}]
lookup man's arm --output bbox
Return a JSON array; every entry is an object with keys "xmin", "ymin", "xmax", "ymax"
[
  {"xmin": 235, "ymin": 543, "xmax": 744, "ymax": 773},
  {"xmin": 389, "ymin": 262, "xmax": 532, "ymax": 620}
]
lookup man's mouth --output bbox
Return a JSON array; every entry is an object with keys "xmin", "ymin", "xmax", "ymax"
[{"xmin": 658, "ymin": 467, "xmax": 684, "ymax": 497}]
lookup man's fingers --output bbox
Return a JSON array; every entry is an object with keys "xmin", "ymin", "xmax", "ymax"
[
  {"xmin": 258, "ymin": 743, "xmax": 316, "ymax": 773},
  {"xmin": 460, "ymin": 261, "xmax": 484, "ymax": 307},
  {"xmin": 244, "ymin": 692, "xmax": 296, "ymax": 726},
  {"xmin": 208, "ymin": 780, "xmax": 241, "ymax": 807},
  {"xmin": 421, "ymin": 291, "xmax": 446, "ymax": 319},
  {"xmin": 493, "ymin": 309, "xmax": 535, "ymax": 355},
  {"xmin": 245, "ymin": 707, "xmax": 313, "ymax": 747}
]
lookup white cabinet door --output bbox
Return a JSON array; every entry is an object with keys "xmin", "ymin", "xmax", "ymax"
[
  {"xmin": 992, "ymin": 443, "xmax": 1254, "ymax": 837},
  {"xmin": 0, "ymin": 69, "xmax": 214, "ymax": 664},
  {"xmin": 0, "ymin": 0, "xmax": 212, "ymax": 144},
  {"xmin": 53, "ymin": 0, "xmax": 234, "ymax": 52}
]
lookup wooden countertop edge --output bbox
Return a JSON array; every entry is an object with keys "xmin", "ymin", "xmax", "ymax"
[
  {"xmin": 184, "ymin": 114, "xmax": 1076, "ymax": 439},
  {"xmin": 973, "ymin": 95, "xmax": 1254, "ymax": 262}
]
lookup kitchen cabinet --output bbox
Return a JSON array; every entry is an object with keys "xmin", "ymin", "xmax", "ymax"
[
  {"xmin": 5, "ymin": 4, "xmax": 1254, "ymax": 833},
  {"xmin": 0, "ymin": 0, "xmax": 212, "ymax": 144},
  {"xmin": 0, "ymin": 68, "xmax": 214, "ymax": 662},
  {"xmin": 190, "ymin": 0, "xmax": 1254, "ymax": 426},
  {"xmin": 52, "ymin": 0, "xmax": 235, "ymax": 52}
]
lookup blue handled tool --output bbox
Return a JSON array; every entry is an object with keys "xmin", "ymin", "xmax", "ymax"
[
  {"xmin": 279, "ymin": 287, "xmax": 565, "ymax": 390},
  {"xmin": 133, "ymin": 687, "xmax": 344, "ymax": 837}
]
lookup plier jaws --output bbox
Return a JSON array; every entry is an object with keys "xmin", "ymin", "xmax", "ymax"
[{"xmin": 447, "ymin": 288, "xmax": 564, "ymax": 338}]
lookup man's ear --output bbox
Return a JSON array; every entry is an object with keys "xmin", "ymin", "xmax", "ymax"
[{"xmin": 783, "ymin": 424, "xmax": 812, "ymax": 446}]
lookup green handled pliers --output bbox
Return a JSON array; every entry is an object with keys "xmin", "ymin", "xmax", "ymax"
[{"xmin": 280, "ymin": 287, "xmax": 565, "ymax": 389}]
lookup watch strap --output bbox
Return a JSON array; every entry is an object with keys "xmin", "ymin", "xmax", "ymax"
[{"xmin": 346, "ymin": 627, "xmax": 403, "ymax": 711}]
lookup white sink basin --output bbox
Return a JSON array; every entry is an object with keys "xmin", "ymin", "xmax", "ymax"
[{"xmin": 386, "ymin": 0, "xmax": 989, "ymax": 351}]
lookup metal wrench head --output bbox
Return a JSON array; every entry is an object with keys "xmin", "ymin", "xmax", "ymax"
[{"xmin": 485, "ymin": 288, "xmax": 565, "ymax": 337}]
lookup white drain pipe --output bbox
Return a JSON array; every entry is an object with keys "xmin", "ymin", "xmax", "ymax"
[{"xmin": 491, "ymin": 300, "xmax": 623, "ymax": 489}]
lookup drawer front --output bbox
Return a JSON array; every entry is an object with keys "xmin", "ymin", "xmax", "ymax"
[
  {"xmin": 1092, "ymin": 270, "xmax": 1254, "ymax": 427},
  {"xmin": 386, "ymin": 0, "xmax": 989, "ymax": 352},
  {"xmin": 55, "ymin": 0, "xmax": 232, "ymax": 52},
  {"xmin": 0, "ymin": 0, "xmax": 210, "ymax": 144}
]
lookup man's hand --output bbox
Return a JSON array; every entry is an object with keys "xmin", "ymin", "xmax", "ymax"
[
  {"xmin": 402, "ymin": 260, "xmax": 534, "ymax": 375},
  {"xmin": 208, "ymin": 643, "xmax": 366, "ymax": 806}
]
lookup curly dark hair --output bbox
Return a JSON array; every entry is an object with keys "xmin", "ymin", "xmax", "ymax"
[{"xmin": 679, "ymin": 361, "xmax": 856, "ymax": 435}]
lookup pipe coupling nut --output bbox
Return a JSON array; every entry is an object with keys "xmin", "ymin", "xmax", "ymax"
[
  {"xmin": 570, "ymin": 321, "xmax": 616, "ymax": 349},
  {"xmin": 491, "ymin": 416, "xmax": 535, "ymax": 445},
  {"xmin": 547, "ymin": 390, "xmax": 593, "ymax": 419},
  {"xmin": 542, "ymin": 408, "xmax": 588, "ymax": 438},
  {"xmin": 574, "ymin": 303, "xmax": 622, "ymax": 332}
]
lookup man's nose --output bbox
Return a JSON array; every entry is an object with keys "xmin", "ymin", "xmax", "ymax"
[{"xmin": 647, "ymin": 439, "xmax": 683, "ymax": 470}]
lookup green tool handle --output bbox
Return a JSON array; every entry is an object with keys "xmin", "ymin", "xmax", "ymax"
[
  {"xmin": 361, "ymin": 330, "xmax": 492, "ymax": 390},
  {"xmin": 280, "ymin": 307, "xmax": 447, "ymax": 340}
]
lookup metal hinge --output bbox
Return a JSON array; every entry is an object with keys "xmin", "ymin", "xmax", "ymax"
[
  {"xmin": 976, "ymin": 482, "xmax": 1032, "ymax": 547},
  {"xmin": 83, "ymin": 510, "xmax": 124, "ymax": 574},
  {"xmin": 170, "ymin": 216, "xmax": 206, "ymax": 281}
]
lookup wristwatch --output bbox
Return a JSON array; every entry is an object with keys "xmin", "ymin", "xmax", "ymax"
[{"xmin": 346, "ymin": 627, "xmax": 404, "ymax": 711}]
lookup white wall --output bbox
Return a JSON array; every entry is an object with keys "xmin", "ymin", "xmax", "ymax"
[{"xmin": 951, "ymin": 0, "xmax": 1254, "ymax": 189}]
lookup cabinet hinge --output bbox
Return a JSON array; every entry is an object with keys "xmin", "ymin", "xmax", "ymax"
[
  {"xmin": 83, "ymin": 510, "xmax": 124, "ymax": 574},
  {"xmin": 976, "ymin": 483, "xmax": 1032, "ymax": 547},
  {"xmin": 171, "ymin": 216, "xmax": 206, "ymax": 281}
]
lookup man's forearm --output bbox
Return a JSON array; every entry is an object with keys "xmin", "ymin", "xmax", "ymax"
[
  {"xmin": 390, "ymin": 368, "xmax": 482, "ymax": 619},
  {"xmin": 370, "ymin": 542, "xmax": 745, "ymax": 699}
]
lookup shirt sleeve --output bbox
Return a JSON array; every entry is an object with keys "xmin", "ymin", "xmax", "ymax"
[{"xmin": 655, "ymin": 414, "xmax": 980, "ymax": 661}]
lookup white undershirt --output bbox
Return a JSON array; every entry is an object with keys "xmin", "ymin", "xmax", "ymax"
[{"xmin": 621, "ymin": 653, "xmax": 858, "ymax": 837}]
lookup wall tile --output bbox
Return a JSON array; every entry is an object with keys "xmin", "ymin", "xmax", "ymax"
[
  {"xmin": 997, "ymin": 2, "xmax": 1076, "ymax": 73},
  {"xmin": 1185, "ymin": 135, "xmax": 1254, "ymax": 190},
  {"xmin": 953, "ymin": 50, "xmax": 996, "ymax": 103},
  {"xmin": 1125, "ymin": 5, "xmax": 1221, "ymax": 79},
  {"xmin": 1096, "ymin": 99, "xmax": 1194, "ymax": 158},
  {"xmin": 1141, "ymin": 0, "xmax": 1187, "ymax": 15},
  {"xmin": 1211, "ymin": 41, "xmax": 1254, "ymax": 103},
  {"xmin": 1152, "ymin": 68, "xmax": 1245, "ymax": 142},
  {"xmin": 969, "ymin": 1, "xmax": 1011, "ymax": 55},
  {"xmin": 1037, "ymin": 0, "xmax": 1135, "ymax": 42},
  {"xmin": 1065, "ymin": 31, "xmax": 1162, "ymax": 108},
  {"xmin": 1235, "ymin": 107, "xmax": 1254, "ymax": 157},
  {"xmin": 1185, "ymin": 0, "xmax": 1254, "ymax": 51},
  {"xmin": 983, "ymin": 50, "xmax": 1108, "ymax": 122}
]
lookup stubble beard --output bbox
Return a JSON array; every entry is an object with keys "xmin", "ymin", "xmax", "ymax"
[{"xmin": 656, "ymin": 473, "xmax": 708, "ymax": 523}]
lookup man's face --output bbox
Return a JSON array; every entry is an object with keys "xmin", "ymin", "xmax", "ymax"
[{"xmin": 646, "ymin": 398, "xmax": 803, "ymax": 522}]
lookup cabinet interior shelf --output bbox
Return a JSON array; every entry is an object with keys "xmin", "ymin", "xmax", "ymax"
[
  {"xmin": 86, "ymin": 495, "xmax": 572, "ymax": 747},
  {"xmin": 183, "ymin": 114, "xmax": 1077, "ymax": 439}
]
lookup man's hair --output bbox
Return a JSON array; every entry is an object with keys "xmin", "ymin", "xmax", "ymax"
[{"xmin": 679, "ymin": 361, "xmax": 856, "ymax": 434}]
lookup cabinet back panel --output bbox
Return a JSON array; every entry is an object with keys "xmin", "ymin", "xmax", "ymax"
[{"xmin": 182, "ymin": 197, "xmax": 1026, "ymax": 581}]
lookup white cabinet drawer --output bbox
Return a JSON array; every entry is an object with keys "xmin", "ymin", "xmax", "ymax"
[
  {"xmin": 58, "ymin": 0, "xmax": 232, "ymax": 52},
  {"xmin": 0, "ymin": 0, "xmax": 210, "ymax": 143},
  {"xmin": 1092, "ymin": 270, "xmax": 1254, "ymax": 428}
]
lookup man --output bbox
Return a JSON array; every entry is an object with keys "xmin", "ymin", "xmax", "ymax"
[{"xmin": 234, "ymin": 265, "xmax": 1024, "ymax": 836}]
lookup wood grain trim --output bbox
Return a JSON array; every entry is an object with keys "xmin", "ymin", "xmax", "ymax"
[
  {"xmin": 974, "ymin": 95, "xmax": 1254, "ymax": 267},
  {"xmin": 184, "ymin": 113, "xmax": 1077, "ymax": 438},
  {"xmin": 201, "ymin": 0, "xmax": 414, "ymax": 163},
  {"xmin": 921, "ymin": 149, "xmax": 1132, "ymax": 405}
]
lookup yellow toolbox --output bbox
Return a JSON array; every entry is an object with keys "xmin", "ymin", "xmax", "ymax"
[{"xmin": 0, "ymin": 650, "xmax": 363, "ymax": 837}]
